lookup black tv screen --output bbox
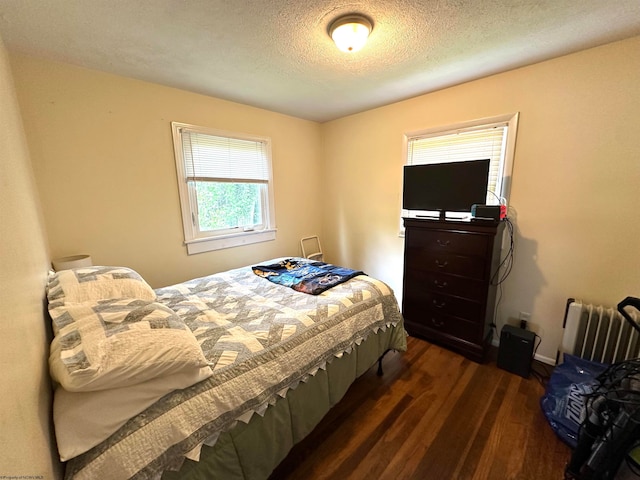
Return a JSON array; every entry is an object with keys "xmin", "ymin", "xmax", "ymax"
[{"xmin": 402, "ymin": 159, "xmax": 490, "ymax": 216}]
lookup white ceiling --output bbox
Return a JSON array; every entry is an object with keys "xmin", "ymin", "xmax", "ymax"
[{"xmin": 1, "ymin": 1, "xmax": 639, "ymax": 122}]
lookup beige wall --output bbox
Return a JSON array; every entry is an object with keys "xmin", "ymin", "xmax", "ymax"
[
  {"xmin": 0, "ymin": 36, "xmax": 61, "ymax": 478},
  {"xmin": 11, "ymin": 55, "xmax": 323, "ymax": 288},
  {"xmin": 321, "ymin": 36, "xmax": 640, "ymax": 362},
  {"xmin": 8, "ymin": 36, "xmax": 640, "ymax": 364}
]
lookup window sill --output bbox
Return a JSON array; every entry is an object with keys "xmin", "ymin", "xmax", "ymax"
[{"xmin": 185, "ymin": 228, "xmax": 277, "ymax": 255}]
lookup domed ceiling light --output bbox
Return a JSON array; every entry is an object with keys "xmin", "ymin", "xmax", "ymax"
[{"xmin": 328, "ymin": 14, "xmax": 373, "ymax": 53}]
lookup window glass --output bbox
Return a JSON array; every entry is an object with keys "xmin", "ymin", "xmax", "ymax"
[{"xmin": 194, "ymin": 182, "xmax": 263, "ymax": 232}]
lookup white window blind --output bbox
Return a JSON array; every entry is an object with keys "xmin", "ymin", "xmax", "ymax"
[
  {"xmin": 407, "ymin": 124, "xmax": 507, "ymax": 204},
  {"xmin": 181, "ymin": 130, "xmax": 270, "ymax": 183}
]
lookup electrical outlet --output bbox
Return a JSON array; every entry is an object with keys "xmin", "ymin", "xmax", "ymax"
[{"xmin": 518, "ymin": 312, "xmax": 531, "ymax": 322}]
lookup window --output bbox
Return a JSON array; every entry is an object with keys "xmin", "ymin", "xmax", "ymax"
[
  {"xmin": 403, "ymin": 113, "xmax": 519, "ymax": 219},
  {"xmin": 171, "ymin": 122, "xmax": 276, "ymax": 254}
]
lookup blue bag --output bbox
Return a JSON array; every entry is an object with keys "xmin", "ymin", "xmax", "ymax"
[{"xmin": 540, "ymin": 354, "xmax": 608, "ymax": 448}]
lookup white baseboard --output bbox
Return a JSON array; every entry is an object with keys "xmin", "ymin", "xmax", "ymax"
[{"xmin": 533, "ymin": 353, "xmax": 556, "ymax": 366}]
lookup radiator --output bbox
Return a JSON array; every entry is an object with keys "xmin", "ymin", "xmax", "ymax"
[{"xmin": 559, "ymin": 298, "xmax": 640, "ymax": 365}]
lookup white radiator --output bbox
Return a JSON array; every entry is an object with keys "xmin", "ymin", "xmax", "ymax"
[{"xmin": 559, "ymin": 298, "xmax": 640, "ymax": 364}]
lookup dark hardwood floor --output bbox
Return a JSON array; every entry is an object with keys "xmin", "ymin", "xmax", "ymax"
[{"xmin": 271, "ymin": 336, "xmax": 571, "ymax": 480}]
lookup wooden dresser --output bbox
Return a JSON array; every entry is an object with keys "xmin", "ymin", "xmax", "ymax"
[{"xmin": 402, "ymin": 217, "xmax": 505, "ymax": 362}]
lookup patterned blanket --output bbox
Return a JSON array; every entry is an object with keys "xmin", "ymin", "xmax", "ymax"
[
  {"xmin": 63, "ymin": 259, "xmax": 406, "ymax": 479},
  {"xmin": 252, "ymin": 258, "xmax": 364, "ymax": 294}
]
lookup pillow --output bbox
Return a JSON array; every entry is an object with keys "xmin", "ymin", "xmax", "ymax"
[
  {"xmin": 49, "ymin": 299, "xmax": 210, "ymax": 392},
  {"xmin": 47, "ymin": 266, "xmax": 156, "ymax": 307}
]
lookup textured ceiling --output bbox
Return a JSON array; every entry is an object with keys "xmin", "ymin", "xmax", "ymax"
[{"xmin": 1, "ymin": 1, "xmax": 640, "ymax": 122}]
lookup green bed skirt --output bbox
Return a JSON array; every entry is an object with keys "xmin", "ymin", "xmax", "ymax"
[{"xmin": 163, "ymin": 321, "xmax": 406, "ymax": 480}]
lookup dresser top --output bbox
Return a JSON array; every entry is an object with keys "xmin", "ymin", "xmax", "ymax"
[{"xmin": 403, "ymin": 216, "xmax": 503, "ymax": 231}]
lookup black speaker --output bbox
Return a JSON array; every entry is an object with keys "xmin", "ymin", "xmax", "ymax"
[
  {"xmin": 471, "ymin": 204, "xmax": 502, "ymax": 220},
  {"xmin": 497, "ymin": 325, "xmax": 535, "ymax": 378}
]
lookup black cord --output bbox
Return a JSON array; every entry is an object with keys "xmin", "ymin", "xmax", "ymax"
[
  {"xmin": 533, "ymin": 332, "xmax": 541, "ymax": 357},
  {"xmin": 530, "ymin": 366, "xmax": 547, "ymax": 387},
  {"xmin": 533, "ymin": 360, "xmax": 552, "ymax": 379},
  {"xmin": 488, "ymin": 216, "xmax": 515, "ymax": 344},
  {"xmin": 490, "ymin": 216, "xmax": 514, "ymax": 286},
  {"xmin": 491, "ymin": 283, "xmax": 503, "ymax": 343},
  {"xmin": 529, "ymin": 333, "xmax": 550, "ymax": 386}
]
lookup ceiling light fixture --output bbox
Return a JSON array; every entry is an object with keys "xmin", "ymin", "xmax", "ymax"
[{"xmin": 328, "ymin": 14, "xmax": 373, "ymax": 53}]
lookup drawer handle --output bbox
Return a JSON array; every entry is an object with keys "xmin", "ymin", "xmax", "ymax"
[
  {"xmin": 435, "ymin": 259, "xmax": 448, "ymax": 268},
  {"xmin": 432, "ymin": 299, "xmax": 446, "ymax": 309},
  {"xmin": 434, "ymin": 279, "xmax": 448, "ymax": 288},
  {"xmin": 431, "ymin": 318, "xmax": 444, "ymax": 328},
  {"xmin": 436, "ymin": 239, "xmax": 450, "ymax": 247}
]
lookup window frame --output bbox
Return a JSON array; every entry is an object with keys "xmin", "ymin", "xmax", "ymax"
[
  {"xmin": 171, "ymin": 122, "xmax": 277, "ymax": 255},
  {"xmin": 401, "ymin": 112, "xmax": 519, "ymax": 223}
]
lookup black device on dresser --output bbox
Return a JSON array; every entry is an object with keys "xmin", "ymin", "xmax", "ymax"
[{"xmin": 402, "ymin": 217, "xmax": 505, "ymax": 362}]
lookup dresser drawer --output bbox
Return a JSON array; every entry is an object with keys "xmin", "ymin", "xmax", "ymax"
[
  {"xmin": 405, "ymin": 248, "xmax": 487, "ymax": 279},
  {"xmin": 403, "ymin": 286, "xmax": 483, "ymax": 322},
  {"xmin": 404, "ymin": 269, "xmax": 487, "ymax": 301},
  {"xmin": 406, "ymin": 228, "xmax": 490, "ymax": 256},
  {"xmin": 403, "ymin": 305, "xmax": 481, "ymax": 345}
]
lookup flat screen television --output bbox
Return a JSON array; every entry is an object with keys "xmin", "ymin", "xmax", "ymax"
[{"xmin": 402, "ymin": 159, "xmax": 490, "ymax": 220}]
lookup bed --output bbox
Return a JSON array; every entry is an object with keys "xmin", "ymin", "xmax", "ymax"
[{"xmin": 46, "ymin": 258, "xmax": 407, "ymax": 479}]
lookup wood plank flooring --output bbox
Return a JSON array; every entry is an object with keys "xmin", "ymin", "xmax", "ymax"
[{"xmin": 271, "ymin": 336, "xmax": 571, "ymax": 480}]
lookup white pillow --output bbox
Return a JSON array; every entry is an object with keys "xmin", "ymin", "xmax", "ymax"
[
  {"xmin": 47, "ymin": 266, "xmax": 156, "ymax": 307},
  {"xmin": 49, "ymin": 299, "xmax": 210, "ymax": 392}
]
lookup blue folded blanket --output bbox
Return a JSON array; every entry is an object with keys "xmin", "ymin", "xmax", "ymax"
[{"xmin": 252, "ymin": 258, "xmax": 364, "ymax": 295}]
